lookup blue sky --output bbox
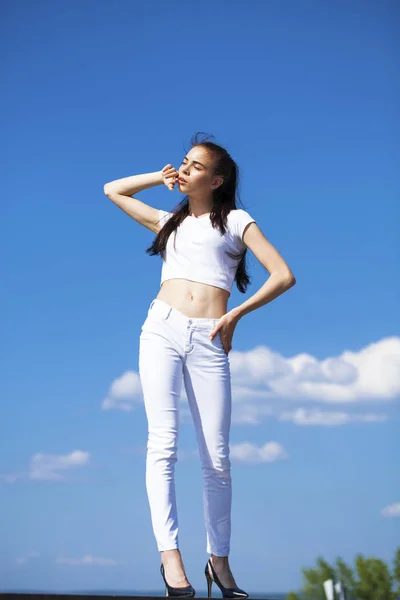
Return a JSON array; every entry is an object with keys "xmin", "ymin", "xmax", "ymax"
[{"xmin": 1, "ymin": 0, "xmax": 399, "ymax": 595}]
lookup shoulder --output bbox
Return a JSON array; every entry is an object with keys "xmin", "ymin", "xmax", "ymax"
[{"xmin": 227, "ymin": 208, "xmax": 257, "ymax": 242}]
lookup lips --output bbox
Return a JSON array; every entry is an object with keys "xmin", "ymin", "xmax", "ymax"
[{"xmin": 178, "ymin": 178, "xmax": 187, "ymax": 184}]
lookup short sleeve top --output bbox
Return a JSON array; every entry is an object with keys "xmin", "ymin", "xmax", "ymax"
[{"xmin": 157, "ymin": 208, "xmax": 256, "ymax": 295}]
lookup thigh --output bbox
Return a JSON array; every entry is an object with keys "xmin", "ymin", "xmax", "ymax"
[
  {"xmin": 139, "ymin": 315, "xmax": 184, "ymax": 430},
  {"xmin": 183, "ymin": 331, "xmax": 232, "ymax": 454}
]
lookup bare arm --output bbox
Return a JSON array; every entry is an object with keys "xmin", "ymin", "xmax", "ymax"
[
  {"xmin": 103, "ymin": 171, "xmax": 164, "ymax": 234},
  {"xmin": 104, "ymin": 170, "xmax": 164, "ymax": 196},
  {"xmin": 103, "ymin": 165, "xmax": 178, "ymax": 234},
  {"xmin": 230, "ymin": 222, "xmax": 296, "ymax": 321}
]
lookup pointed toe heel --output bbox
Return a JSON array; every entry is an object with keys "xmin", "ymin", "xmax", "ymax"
[
  {"xmin": 160, "ymin": 564, "xmax": 196, "ymax": 597},
  {"xmin": 204, "ymin": 558, "xmax": 249, "ymax": 599}
]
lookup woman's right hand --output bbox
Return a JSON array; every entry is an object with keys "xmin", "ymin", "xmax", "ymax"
[{"xmin": 161, "ymin": 164, "xmax": 179, "ymax": 191}]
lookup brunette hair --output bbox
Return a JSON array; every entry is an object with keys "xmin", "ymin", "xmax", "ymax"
[{"xmin": 145, "ymin": 132, "xmax": 252, "ymax": 293}]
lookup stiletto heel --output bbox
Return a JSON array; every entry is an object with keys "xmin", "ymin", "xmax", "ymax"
[
  {"xmin": 204, "ymin": 558, "xmax": 249, "ymax": 598},
  {"xmin": 160, "ymin": 563, "xmax": 196, "ymax": 597},
  {"xmin": 205, "ymin": 569, "xmax": 213, "ymax": 598}
]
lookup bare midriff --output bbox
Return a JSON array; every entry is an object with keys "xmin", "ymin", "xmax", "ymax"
[{"xmin": 156, "ymin": 278, "xmax": 230, "ymax": 319}]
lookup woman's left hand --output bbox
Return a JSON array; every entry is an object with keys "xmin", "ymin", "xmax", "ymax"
[{"xmin": 209, "ymin": 311, "xmax": 240, "ymax": 355}]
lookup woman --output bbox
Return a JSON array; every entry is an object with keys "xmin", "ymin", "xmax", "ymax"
[{"xmin": 104, "ymin": 133, "xmax": 296, "ymax": 598}]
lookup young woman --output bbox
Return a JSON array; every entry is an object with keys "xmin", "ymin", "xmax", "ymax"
[{"xmin": 104, "ymin": 133, "xmax": 296, "ymax": 598}]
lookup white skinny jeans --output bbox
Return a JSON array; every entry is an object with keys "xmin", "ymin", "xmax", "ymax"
[{"xmin": 138, "ymin": 298, "xmax": 232, "ymax": 556}]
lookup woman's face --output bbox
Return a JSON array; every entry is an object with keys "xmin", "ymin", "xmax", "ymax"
[{"xmin": 178, "ymin": 146, "xmax": 222, "ymax": 194}]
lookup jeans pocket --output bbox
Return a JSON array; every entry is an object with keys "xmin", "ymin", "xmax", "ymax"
[{"xmin": 209, "ymin": 330, "xmax": 226, "ymax": 353}]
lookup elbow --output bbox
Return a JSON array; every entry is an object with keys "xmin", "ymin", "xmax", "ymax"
[
  {"xmin": 104, "ymin": 183, "xmax": 120, "ymax": 198},
  {"xmin": 103, "ymin": 183, "xmax": 113, "ymax": 196},
  {"xmin": 281, "ymin": 271, "xmax": 296, "ymax": 288},
  {"xmin": 286, "ymin": 274, "xmax": 296, "ymax": 288}
]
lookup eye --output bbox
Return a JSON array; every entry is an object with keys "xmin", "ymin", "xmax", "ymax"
[{"xmin": 182, "ymin": 160, "xmax": 201, "ymax": 171}]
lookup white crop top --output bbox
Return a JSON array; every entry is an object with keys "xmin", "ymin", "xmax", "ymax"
[{"xmin": 158, "ymin": 208, "xmax": 256, "ymax": 295}]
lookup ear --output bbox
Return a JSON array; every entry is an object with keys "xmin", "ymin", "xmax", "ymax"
[{"xmin": 211, "ymin": 176, "xmax": 224, "ymax": 190}]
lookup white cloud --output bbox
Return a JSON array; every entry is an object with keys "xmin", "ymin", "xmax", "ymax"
[
  {"xmin": 381, "ymin": 503, "xmax": 400, "ymax": 517},
  {"xmin": 230, "ymin": 441, "xmax": 288, "ymax": 464},
  {"xmin": 102, "ymin": 370, "xmax": 142, "ymax": 411},
  {"xmin": 29, "ymin": 450, "xmax": 90, "ymax": 481},
  {"xmin": 56, "ymin": 554, "xmax": 117, "ymax": 566},
  {"xmin": 1, "ymin": 451, "xmax": 90, "ymax": 484},
  {"xmin": 279, "ymin": 408, "xmax": 388, "ymax": 426},
  {"xmin": 229, "ymin": 336, "xmax": 400, "ymax": 404}
]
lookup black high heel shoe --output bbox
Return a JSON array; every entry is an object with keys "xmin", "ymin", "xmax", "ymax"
[
  {"xmin": 205, "ymin": 558, "xmax": 249, "ymax": 598},
  {"xmin": 160, "ymin": 563, "xmax": 196, "ymax": 597}
]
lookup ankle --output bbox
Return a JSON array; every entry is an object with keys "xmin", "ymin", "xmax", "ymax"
[
  {"xmin": 211, "ymin": 554, "xmax": 229, "ymax": 565},
  {"xmin": 161, "ymin": 548, "xmax": 182, "ymax": 564}
]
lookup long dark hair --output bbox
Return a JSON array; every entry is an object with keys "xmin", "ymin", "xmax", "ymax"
[{"xmin": 146, "ymin": 132, "xmax": 251, "ymax": 293}]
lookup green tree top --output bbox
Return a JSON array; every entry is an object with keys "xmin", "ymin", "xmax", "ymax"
[{"xmin": 286, "ymin": 547, "xmax": 400, "ymax": 600}]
